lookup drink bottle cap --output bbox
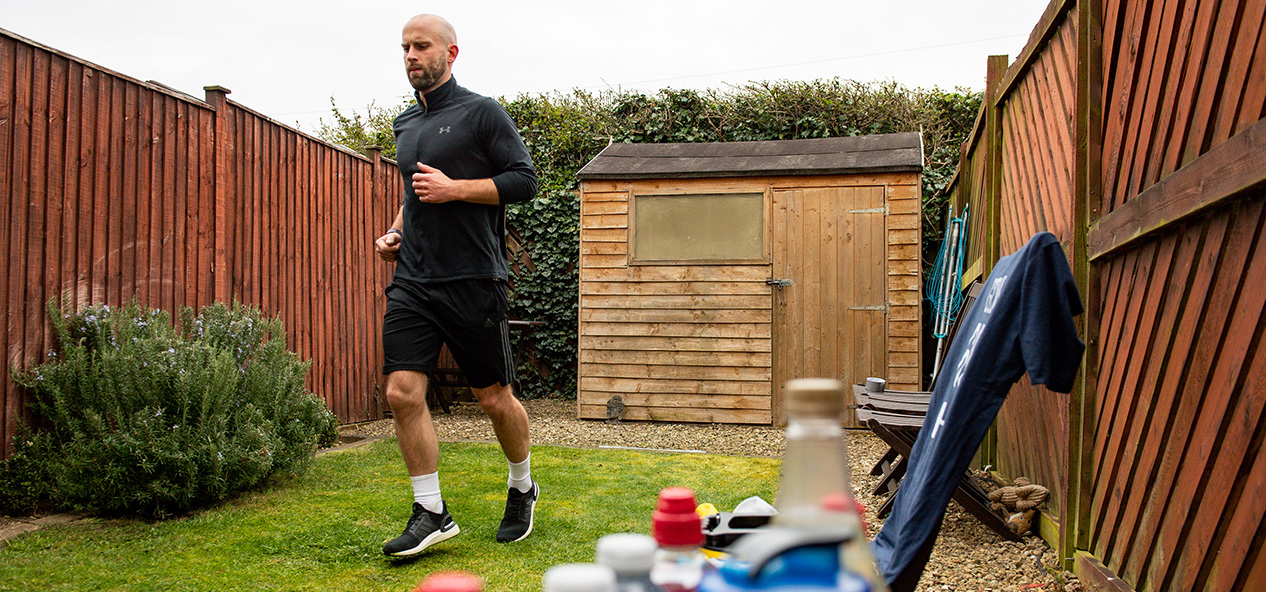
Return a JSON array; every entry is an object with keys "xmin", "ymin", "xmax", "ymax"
[
  {"xmin": 820, "ymin": 492, "xmax": 852, "ymax": 512},
  {"xmin": 595, "ymin": 533, "xmax": 657, "ymax": 573},
  {"xmin": 413, "ymin": 571, "xmax": 483, "ymax": 592},
  {"xmin": 785, "ymin": 378, "xmax": 844, "ymax": 417},
  {"xmin": 652, "ymin": 487, "xmax": 704, "ymax": 546}
]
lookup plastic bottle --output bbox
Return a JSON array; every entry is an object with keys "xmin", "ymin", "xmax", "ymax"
[
  {"xmin": 596, "ymin": 533, "xmax": 658, "ymax": 592},
  {"xmin": 773, "ymin": 378, "xmax": 888, "ymax": 591},
  {"xmin": 542, "ymin": 563, "xmax": 618, "ymax": 592},
  {"xmin": 413, "ymin": 571, "xmax": 483, "ymax": 592},
  {"xmin": 651, "ymin": 487, "xmax": 709, "ymax": 592},
  {"xmin": 774, "ymin": 378, "xmax": 854, "ymax": 526}
]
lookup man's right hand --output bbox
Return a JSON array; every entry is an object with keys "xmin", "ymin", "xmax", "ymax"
[{"xmin": 375, "ymin": 231, "xmax": 402, "ymax": 262}]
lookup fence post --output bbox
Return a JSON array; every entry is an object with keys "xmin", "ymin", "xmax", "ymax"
[
  {"xmin": 978, "ymin": 54, "xmax": 1009, "ymax": 467},
  {"xmin": 1068, "ymin": 0, "xmax": 1103, "ymax": 572},
  {"xmin": 983, "ymin": 55, "xmax": 1009, "ymax": 278},
  {"xmin": 365, "ymin": 144, "xmax": 389, "ymax": 417},
  {"xmin": 203, "ymin": 86, "xmax": 232, "ymax": 303}
]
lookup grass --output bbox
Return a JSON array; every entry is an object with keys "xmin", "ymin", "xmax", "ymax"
[{"xmin": 0, "ymin": 439, "xmax": 780, "ymax": 591}]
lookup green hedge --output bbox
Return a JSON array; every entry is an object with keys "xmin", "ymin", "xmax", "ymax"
[{"xmin": 320, "ymin": 79, "xmax": 982, "ymax": 398}]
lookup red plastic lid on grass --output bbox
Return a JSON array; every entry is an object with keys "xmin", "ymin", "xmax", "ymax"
[
  {"xmin": 652, "ymin": 487, "xmax": 704, "ymax": 547},
  {"xmin": 414, "ymin": 571, "xmax": 484, "ymax": 592}
]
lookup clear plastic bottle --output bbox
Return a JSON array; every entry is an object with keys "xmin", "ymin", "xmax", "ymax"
[
  {"xmin": 542, "ymin": 563, "xmax": 618, "ymax": 592},
  {"xmin": 650, "ymin": 487, "xmax": 709, "ymax": 592},
  {"xmin": 596, "ymin": 533, "xmax": 658, "ymax": 592},
  {"xmin": 774, "ymin": 378, "xmax": 888, "ymax": 592},
  {"xmin": 775, "ymin": 378, "xmax": 854, "ymax": 526}
]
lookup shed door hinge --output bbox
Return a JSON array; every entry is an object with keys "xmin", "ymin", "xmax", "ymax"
[
  {"xmin": 846, "ymin": 205, "xmax": 888, "ymax": 214},
  {"xmin": 846, "ymin": 303, "xmax": 889, "ymax": 312}
]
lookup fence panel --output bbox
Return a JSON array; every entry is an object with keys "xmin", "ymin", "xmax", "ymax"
[
  {"xmin": 1085, "ymin": 0, "xmax": 1266, "ymax": 588},
  {"xmin": 1, "ymin": 28, "xmax": 398, "ymax": 455},
  {"xmin": 215, "ymin": 97, "xmax": 396, "ymax": 427},
  {"xmin": 1083, "ymin": 0, "xmax": 1266, "ymax": 586},
  {"xmin": 945, "ymin": 0, "xmax": 1266, "ymax": 589},
  {"xmin": 998, "ymin": 4, "xmax": 1078, "ymax": 253},
  {"xmin": 992, "ymin": 1, "xmax": 1079, "ymax": 525},
  {"xmin": 1, "ymin": 32, "xmax": 220, "ymax": 456}
]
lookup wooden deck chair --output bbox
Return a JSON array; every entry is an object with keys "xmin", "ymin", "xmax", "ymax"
[
  {"xmin": 857, "ymin": 386, "xmax": 1012, "ymax": 540},
  {"xmin": 854, "ymin": 385, "xmax": 929, "ymax": 501},
  {"xmin": 857, "ymin": 282, "xmax": 986, "ymax": 516}
]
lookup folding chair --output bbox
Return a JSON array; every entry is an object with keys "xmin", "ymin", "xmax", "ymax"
[
  {"xmin": 854, "ymin": 384, "xmax": 929, "ymax": 503},
  {"xmin": 857, "ymin": 282, "xmax": 982, "ymax": 518}
]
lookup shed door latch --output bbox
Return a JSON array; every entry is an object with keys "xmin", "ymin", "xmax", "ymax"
[{"xmin": 766, "ymin": 278, "xmax": 793, "ymax": 289}]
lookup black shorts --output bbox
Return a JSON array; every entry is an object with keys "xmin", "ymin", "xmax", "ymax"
[{"xmin": 382, "ymin": 278, "xmax": 515, "ymax": 388}]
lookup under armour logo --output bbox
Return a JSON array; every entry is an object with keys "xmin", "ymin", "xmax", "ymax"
[{"xmin": 439, "ymin": 126, "xmax": 451, "ymax": 134}]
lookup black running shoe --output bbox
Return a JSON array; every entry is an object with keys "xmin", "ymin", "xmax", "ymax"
[
  {"xmin": 382, "ymin": 501, "xmax": 460, "ymax": 557},
  {"xmin": 496, "ymin": 481, "xmax": 539, "ymax": 543}
]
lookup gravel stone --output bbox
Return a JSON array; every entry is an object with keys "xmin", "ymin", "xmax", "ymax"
[{"xmin": 343, "ymin": 398, "xmax": 1081, "ymax": 591}]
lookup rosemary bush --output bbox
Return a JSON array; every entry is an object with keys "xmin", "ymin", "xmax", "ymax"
[{"xmin": 2, "ymin": 300, "xmax": 338, "ymax": 518}]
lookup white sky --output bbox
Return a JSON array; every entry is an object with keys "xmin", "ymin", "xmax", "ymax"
[{"xmin": 4, "ymin": 0, "xmax": 1051, "ymax": 133}]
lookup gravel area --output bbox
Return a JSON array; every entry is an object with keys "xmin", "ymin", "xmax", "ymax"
[{"xmin": 342, "ymin": 398, "xmax": 1082, "ymax": 592}]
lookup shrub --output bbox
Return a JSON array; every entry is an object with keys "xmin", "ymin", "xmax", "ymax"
[{"xmin": 1, "ymin": 300, "xmax": 338, "ymax": 518}]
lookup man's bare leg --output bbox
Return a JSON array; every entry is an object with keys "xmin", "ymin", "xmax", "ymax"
[
  {"xmin": 381, "ymin": 370, "xmax": 459, "ymax": 556},
  {"xmin": 472, "ymin": 382, "xmax": 537, "ymax": 543},
  {"xmin": 386, "ymin": 370, "xmax": 439, "ymax": 475},
  {"xmin": 470, "ymin": 382, "xmax": 530, "ymax": 463}
]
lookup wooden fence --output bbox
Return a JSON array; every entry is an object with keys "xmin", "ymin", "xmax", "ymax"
[
  {"xmin": 946, "ymin": 0, "xmax": 1266, "ymax": 590},
  {"xmin": 1, "ymin": 28, "xmax": 402, "ymax": 456}
]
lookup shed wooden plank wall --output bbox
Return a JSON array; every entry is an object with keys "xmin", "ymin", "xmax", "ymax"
[
  {"xmin": 577, "ymin": 179, "xmax": 774, "ymax": 424},
  {"xmin": 0, "ymin": 29, "xmax": 397, "ymax": 456},
  {"xmin": 884, "ymin": 182, "xmax": 924, "ymax": 391},
  {"xmin": 578, "ymin": 173, "xmax": 920, "ymax": 425},
  {"xmin": 945, "ymin": 0, "xmax": 1266, "ymax": 589}
]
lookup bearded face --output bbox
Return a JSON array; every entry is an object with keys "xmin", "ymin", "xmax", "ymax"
[
  {"xmin": 402, "ymin": 16, "xmax": 455, "ymax": 95},
  {"xmin": 407, "ymin": 48, "xmax": 449, "ymax": 93}
]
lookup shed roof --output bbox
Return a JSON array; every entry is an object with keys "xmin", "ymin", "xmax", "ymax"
[{"xmin": 577, "ymin": 132, "xmax": 922, "ymax": 180}]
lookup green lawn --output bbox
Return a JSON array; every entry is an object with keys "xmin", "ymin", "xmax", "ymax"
[{"xmin": 0, "ymin": 439, "xmax": 779, "ymax": 591}]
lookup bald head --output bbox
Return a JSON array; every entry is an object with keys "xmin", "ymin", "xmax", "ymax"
[
  {"xmin": 401, "ymin": 14, "xmax": 459, "ymax": 94},
  {"xmin": 404, "ymin": 14, "xmax": 457, "ymax": 46}
]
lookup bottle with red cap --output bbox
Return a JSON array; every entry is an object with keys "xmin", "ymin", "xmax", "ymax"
[{"xmin": 650, "ymin": 487, "xmax": 709, "ymax": 592}]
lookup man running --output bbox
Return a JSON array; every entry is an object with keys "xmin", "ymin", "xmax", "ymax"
[{"xmin": 373, "ymin": 13, "xmax": 539, "ymax": 557}]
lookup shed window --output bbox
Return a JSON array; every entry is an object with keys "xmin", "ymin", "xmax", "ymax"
[{"xmin": 632, "ymin": 192, "xmax": 765, "ymax": 263}]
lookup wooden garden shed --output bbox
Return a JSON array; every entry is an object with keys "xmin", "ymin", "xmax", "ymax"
[{"xmin": 575, "ymin": 132, "xmax": 924, "ymax": 426}]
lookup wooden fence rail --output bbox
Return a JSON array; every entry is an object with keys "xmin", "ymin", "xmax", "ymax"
[
  {"xmin": 946, "ymin": 0, "xmax": 1266, "ymax": 590},
  {"xmin": 1, "ymin": 27, "xmax": 400, "ymax": 456}
]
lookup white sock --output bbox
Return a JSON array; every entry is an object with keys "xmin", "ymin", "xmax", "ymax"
[
  {"xmin": 507, "ymin": 454, "xmax": 532, "ymax": 493},
  {"xmin": 410, "ymin": 472, "xmax": 443, "ymax": 513}
]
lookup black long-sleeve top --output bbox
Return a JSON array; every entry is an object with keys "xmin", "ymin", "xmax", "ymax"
[{"xmin": 391, "ymin": 77, "xmax": 538, "ymax": 283}]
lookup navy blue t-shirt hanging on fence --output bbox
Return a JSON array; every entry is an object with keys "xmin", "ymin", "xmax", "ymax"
[{"xmin": 870, "ymin": 232, "xmax": 1085, "ymax": 588}]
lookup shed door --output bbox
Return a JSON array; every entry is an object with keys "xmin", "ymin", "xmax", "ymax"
[{"xmin": 772, "ymin": 186, "xmax": 887, "ymax": 426}]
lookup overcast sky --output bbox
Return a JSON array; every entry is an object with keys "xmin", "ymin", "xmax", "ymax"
[{"xmin": 5, "ymin": 0, "xmax": 1051, "ymax": 133}]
